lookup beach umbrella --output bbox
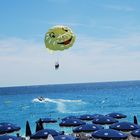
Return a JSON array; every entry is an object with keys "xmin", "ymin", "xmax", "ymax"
[
  {"xmin": 62, "ymin": 116, "xmax": 78, "ymax": 121},
  {"xmin": 38, "ymin": 118, "xmax": 44, "ymax": 130},
  {"xmin": 35, "ymin": 119, "xmax": 44, "ymax": 132},
  {"xmin": 36, "ymin": 118, "xmax": 57, "ymax": 123},
  {"xmin": 92, "ymin": 116, "xmax": 118, "ymax": 125},
  {"xmin": 25, "ymin": 121, "xmax": 32, "ymax": 137},
  {"xmin": 106, "ymin": 112, "xmax": 127, "ymax": 119},
  {"xmin": 59, "ymin": 119, "xmax": 86, "ymax": 127},
  {"xmin": 92, "ymin": 114, "xmax": 104, "ymax": 118},
  {"xmin": 30, "ymin": 128, "xmax": 62, "ymax": 139},
  {"xmin": 0, "ymin": 123, "xmax": 21, "ymax": 135},
  {"xmin": 79, "ymin": 114, "xmax": 95, "ymax": 121},
  {"xmin": 73, "ymin": 123, "xmax": 104, "ymax": 133},
  {"xmin": 35, "ymin": 122, "xmax": 44, "ymax": 132},
  {"xmin": 131, "ymin": 129, "xmax": 140, "ymax": 138},
  {"xmin": 134, "ymin": 115, "xmax": 138, "ymax": 125},
  {"xmin": 110, "ymin": 122, "xmax": 140, "ymax": 132},
  {"xmin": 0, "ymin": 135, "xmax": 22, "ymax": 140},
  {"xmin": 92, "ymin": 129, "xmax": 128, "ymax": 140},
  {"xmin": 53, "ymin": 135, "xmax": 77, "ymax": 140}
]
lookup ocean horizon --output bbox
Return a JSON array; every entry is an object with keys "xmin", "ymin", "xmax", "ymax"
[{"xmin": 1, "ymin": 79, "xmax": 140, "ymax": 88}]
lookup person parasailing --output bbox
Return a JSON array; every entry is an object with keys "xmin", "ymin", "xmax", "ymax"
[{"xmin": 55, "ymin": 61, "xmax": 59, "ymax": 70}]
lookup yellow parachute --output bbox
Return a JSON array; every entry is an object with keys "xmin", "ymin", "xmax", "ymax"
[
  {"xmin": 44, "ymin": 25, "xmax": 76, "ymax": 69},
  {"xmin": 44, "ymin": 25, "xmax": 76, "ymax": 51}
]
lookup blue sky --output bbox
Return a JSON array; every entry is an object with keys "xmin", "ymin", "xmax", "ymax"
[{"xmin": 0, "ymin": 0, "xmax": 140, "ymax": 87}]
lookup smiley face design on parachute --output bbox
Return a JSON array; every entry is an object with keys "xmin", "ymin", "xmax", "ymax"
[{"xmin": 44, "ymin": 25, "xmax": 76, "ymax": 51}]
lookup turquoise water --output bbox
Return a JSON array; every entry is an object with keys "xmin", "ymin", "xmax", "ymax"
[{"xmin": 0, "ymin": 81, "xmax": 140, "ymax": 135}]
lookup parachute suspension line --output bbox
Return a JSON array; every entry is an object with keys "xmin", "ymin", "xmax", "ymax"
[
  {"xmin": 48, "ymin": 48, "xmax": 60, "ymax": 70},
  {"xmin": 54, "ymin": 52, "xmax": 60, "ymax": 70}
]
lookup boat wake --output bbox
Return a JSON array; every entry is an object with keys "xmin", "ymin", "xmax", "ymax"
[{"xmin": 32, "ymin": 98, "xmax": 85, "ymax": 113}]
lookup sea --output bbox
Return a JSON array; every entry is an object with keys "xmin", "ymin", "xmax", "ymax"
[{"xmin": 0, "ymin": 80, "xmax": 140, "ymax": 136}]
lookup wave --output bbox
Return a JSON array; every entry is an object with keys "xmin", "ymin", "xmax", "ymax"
[
  {"xmin": 56, "ymin": 99, "xmax": 82, "ymax": 103},
  {"xmin": 32, "ymin": 97, "xmax": 85, "ymax": 113},
  {"xmin": 21, "ymin": 105, "xmax": 30, "ymax": 110}
]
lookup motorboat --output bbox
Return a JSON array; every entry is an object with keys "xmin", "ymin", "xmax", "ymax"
[{"xmin": 37, "ymin": 96, "xmax": 45, "ymax": 102}]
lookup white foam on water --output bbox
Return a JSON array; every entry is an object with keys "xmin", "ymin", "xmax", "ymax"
[
  {"xmin": 21, "ymin": 105, "xmax": 30, "ymax": 110},
  {"xmin": 32, "ymin": 98, "xmax": 85, "ymax": 113},
  {"xmin": 4, "ymin": 101, "xmax": 12, "ymax": 104},
  {"xmin": 56, "ymin": 99, "xmax": 82, "ymax": 103}
]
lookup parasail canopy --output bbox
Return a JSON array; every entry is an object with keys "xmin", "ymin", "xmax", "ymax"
[{"xmin": 44, "ymin": 25, "xmax": 76, "ymax": 51}]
